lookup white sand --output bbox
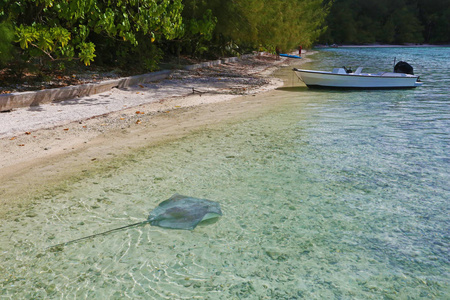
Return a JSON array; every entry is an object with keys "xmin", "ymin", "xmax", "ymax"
[{"xmin": 1, "ymin": 58, "xmax": 282, "ymax": 139}]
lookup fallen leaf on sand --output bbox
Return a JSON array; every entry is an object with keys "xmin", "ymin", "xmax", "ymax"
[
  {"xmin": 25, "ymin": 132, "xmax": 31, "ymax": 135},
  {"xmin": 136, "ymin": 120, "xmax": 141, "ymax": 124},
  {"xmin": 18, "ymin": 144, "xmax": 25, "ymax": 147},
  {"xmin": 139, "ymin": 84, "xmax": 144, "ymax": 88},
  {"xmin": 10, "ymin": 137, "xmax": 16, "ymax": 140},
  {"xmin": 63, "ymin": 128, "xmax": 69, "ymax": 131}
]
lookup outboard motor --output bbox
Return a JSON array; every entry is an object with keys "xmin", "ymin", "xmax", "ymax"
[
  {"xmin": 343, "ymin": 66, "xmax": 353, "ymax": 73},
  {"xmin": 394, "ymin": 61, "xmax": 414, "ymax": 75}
]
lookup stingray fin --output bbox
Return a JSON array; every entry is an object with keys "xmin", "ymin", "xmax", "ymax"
[
  {"xmin": 201, "ymin": 212, "xmax": 222, "ymax": 221},
  {"xmin": 157, "ymin": 194, "xmax": 188, "ymax": 206}
]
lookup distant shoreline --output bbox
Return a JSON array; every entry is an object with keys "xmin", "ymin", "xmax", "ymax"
[{"xmin": 315, "ymin": 43, "xmax": 450, "ymax": 48}]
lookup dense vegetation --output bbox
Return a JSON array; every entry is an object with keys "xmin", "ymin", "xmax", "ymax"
[
  {"xmin": 320, "ymin": 0, "xmax": 450, "ymax": 45},
  {"xmin": 2, "ymin": 0, "xmax": 447, "ymax": 79},
  {"xmin": 0, "ymin": 0, "xmax": 328, "ymax": 75}
]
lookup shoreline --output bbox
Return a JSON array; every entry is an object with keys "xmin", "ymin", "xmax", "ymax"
[
  {"xmin": 315, "ymin": 43, "xmax": 450, "ymax": 48},
  {"xmin": 0, "ymin": 52, "xmax": 312, "ymax": 218}
]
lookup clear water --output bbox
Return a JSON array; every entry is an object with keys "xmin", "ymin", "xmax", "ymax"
[{"xmin": 1, "ymin": 47, "xmax": 449, "ymax": 299}]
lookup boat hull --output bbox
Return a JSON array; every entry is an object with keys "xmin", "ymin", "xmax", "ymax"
[{"xmin": 293, "ymin": 68, "xmax": 422, "ymax": 89}]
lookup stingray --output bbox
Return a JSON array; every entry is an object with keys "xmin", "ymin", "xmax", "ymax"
[{"xmin": 48, "ymin": 194, "xmax": 222, "ymax": 249}]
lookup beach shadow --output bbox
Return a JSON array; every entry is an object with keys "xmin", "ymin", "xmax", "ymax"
[
  {"xmin": 27, "ymin": 106, "xmax": 45, "ymax": 112},
  {"xmin": 276, "ymin": 86, "xmax": 309, "ymax": 92},
  {"xmin": 56, "ymin": 97, "xmax": 111, "ymax": 106}
]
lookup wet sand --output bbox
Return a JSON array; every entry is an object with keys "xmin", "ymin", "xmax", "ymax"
[{"xmin": 0, "ymin": 53, "xmax": 311, "ymax": 218}]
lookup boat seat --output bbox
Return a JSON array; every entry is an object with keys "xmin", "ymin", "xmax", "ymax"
[
  {"xmin": 354, "ymin": 67, "xmax": 363, "ymax": 74},
  {"xmin": 332, "ymin": 68, "xmax": 347, "ymax": 74}
]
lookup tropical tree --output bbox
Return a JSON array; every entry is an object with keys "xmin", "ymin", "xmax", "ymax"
[
  {"xmin": 418, "ymin": 0, "xmax": 450, "ymax": 43},
  {"xmin": 320, "ymin": 0, "xmax": 450, "ymax": 45},
  {"xmin": 0, "ymin": 0, "xmax": 183, "ymax": 67},
  {"xmin": 0, "ymin": 21, "xmax": 15, "ymax": 67},
  {"xmin": 1, "ymin": 0, "xmax": 332, "ymax": 74},
  {"xmin": 205, "ymin": 0, "xmax": 330, "ymax": 52}
]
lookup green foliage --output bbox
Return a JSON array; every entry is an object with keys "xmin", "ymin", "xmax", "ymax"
[
  {"xmin": 2, "ymin": 0, "xmax": 184, "ymax": 67},
  {"xmin": 15, "ymin": 24, "xmax": 71, "ymax": 59},
  {"xmin": 0, "ymin": 22, "xmax": 15, "ymax": 66},
  {"xmin": 418, "ymin": 0, "xmax": 450, "ymax": 43},
  {"xmin": 2, "ymin": 0, "xmax": 333, "ymax": 74},
  {"xmin": 172, "ymin": 0, "xmax": 329, "ymax": 59},
  {"xmin": 187, "ymin": 9, "xmax": 217, "ymax": 40},
  {"xmin": 320, "ymin": 0, "xmax": 450, "ymax": 44},
  {"xmin": 171, "ymin": 1, "xmax": 219, "ymax": 58},
  {"xmin": 184, "ymin": 0, "xmax": 329, "ymax": 55},
  {"xmin": 77, "ymin": 42, "xmax": 96, "ymax": 66}
]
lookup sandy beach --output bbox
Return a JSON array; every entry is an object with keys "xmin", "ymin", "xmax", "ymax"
[{"xmin": 0, "ymin": 53, "xmax": 310, "ymax": 217}]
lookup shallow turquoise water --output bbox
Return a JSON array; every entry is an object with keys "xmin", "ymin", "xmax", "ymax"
[{"xmin": 1, "ymin": 47, "xmax": 449, "ymax": 299}]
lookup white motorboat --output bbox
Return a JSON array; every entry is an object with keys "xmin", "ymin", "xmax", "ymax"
[{"xmin": 293, "ymin": 64, "xmax": 422, "ymax": 89}]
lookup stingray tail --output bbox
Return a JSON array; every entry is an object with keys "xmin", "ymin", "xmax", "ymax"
[{"xmin": 47, "ymin": 221, "xmax": 148, "ymax": 250}]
